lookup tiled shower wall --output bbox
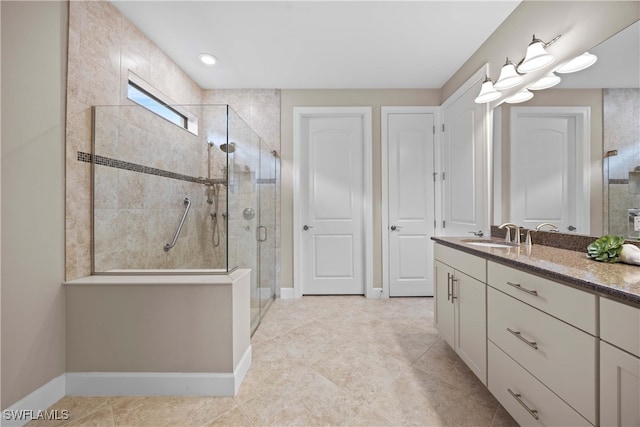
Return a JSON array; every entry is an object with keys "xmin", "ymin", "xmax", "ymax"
[
  {"xmin": 91, "ymin": 105, "xmax": 228, "ymax": 271},
  {"xmin": 66, "ymin": 0, "xmax": 281, "ymax": 284},
  {"xmin": 66, "ymin": 0, "xmax": 203, "ymax": 279},
  {"xmin": 604, "ymin": 88, "xmax": 640, "ymax": 237},
  {"xmin": 205, "ymin": 90, "xmax": 281, "ymax": 294}
]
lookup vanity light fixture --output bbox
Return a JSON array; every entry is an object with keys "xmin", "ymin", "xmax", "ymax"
[
  {"xmin": 473, "ymin": 33, "xmax": 569, "ymax": 104},
  {"xmin": 198, "ymin": 53, "xmax": 218, "ymax": 66},
  {"xmin": 505, "ymin": 88, "xmax": 534, "ymax": 104},
  {"xmin": 555, "ymin": 52, "xmax": 597, "ymax": 73},
  {"xmin": 474, "ymin": 76, "xmax": 502, "ymax": 103},
  {"xmin": 517, "ymin": 34, "xmax": 561, "ymax": 73},
  {"xmin": 528, "ymin": 71, "xmax": 562, "ymax": 90},
  {"xmin": 494, "ymin": 58, "xmax": 524, "ymax": 90}
]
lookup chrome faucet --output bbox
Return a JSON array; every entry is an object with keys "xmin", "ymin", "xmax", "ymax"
[
  {"xmin": 535, "ymin": 222, "xmax": 559, "ymax": 232},
  {"xmin": 498, "ymin": 223, "xmax": 520, "ymax": 244}
]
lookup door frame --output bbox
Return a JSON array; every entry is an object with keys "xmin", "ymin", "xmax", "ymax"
[
  {"xmin": 381, "ymin": 106, "xmax": 439, "ymax": 298},
  {"xmin": 506, "ymin": 106, "xmax": 591, "ymax": 234},
  {"xmin": 292, "ymin": 107, "xmax": 374, "ymax": 298}
]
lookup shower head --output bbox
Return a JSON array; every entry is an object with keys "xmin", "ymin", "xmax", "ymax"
[{"xmin": 219, "ymin": 142, "xmax": 236, "ymax": 153}]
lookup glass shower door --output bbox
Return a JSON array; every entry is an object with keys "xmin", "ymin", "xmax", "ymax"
[
  {"xmin": 226, "ymin": 108, "xmax": 261, "ymax": 333},
  {"xmin": 257, "ymin": 145, "xmax": 278, "ymax": 327}
]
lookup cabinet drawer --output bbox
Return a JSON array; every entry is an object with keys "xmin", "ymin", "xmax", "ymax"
[
  {"xmin": 488, "ymin": 287, "xmax": 597, "ymax": 424},
  {"xmin": 488, "ymin": 261, "xmax": 596, "ymax": 334},
  {"xmin": 488, "ymin": 342, "xmax": 591, "ymax": 427},
  {"xmin": 434, "ymin": 244, "xmax": 485, "ymax": 282},
  {"xmin": 600, "ymin": 297, "xmax": 640, "ymax": 357}
]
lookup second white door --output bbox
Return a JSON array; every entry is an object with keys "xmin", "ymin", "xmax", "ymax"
[{"xmin": 383, "ymin": 108, "xmax": 435, "ymax": 297}]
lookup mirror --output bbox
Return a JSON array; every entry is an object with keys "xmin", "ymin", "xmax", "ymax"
[{"xmin": 492, "ymin": 20, "xmax": 640, "ymax": 236}]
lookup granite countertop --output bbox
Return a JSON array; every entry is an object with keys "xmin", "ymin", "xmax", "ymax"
[{"xmin": 432, "ymin": 235, "xmax": 640, "ymax": 307}]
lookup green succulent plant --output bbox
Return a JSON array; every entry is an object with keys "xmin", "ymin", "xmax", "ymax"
[{"xmin": 587, "ymin": 235, "xmax": 625, "ymax": 263}]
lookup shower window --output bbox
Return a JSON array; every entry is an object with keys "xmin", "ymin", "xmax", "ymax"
[
  {"xmin": 126, "ymin": 72, "xmax": 198, "ymax": 135},
  {"xmin": 127, "ymin": 82, "xmax": 186, "ymax": 127}
]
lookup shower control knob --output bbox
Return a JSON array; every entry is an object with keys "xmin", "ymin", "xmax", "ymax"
[{"xmin": 303, "ymin": 225, "xmax": 313, "ymax": 231}]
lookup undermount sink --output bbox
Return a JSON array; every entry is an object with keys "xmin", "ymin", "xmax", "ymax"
[{"xmin": 462, "ymin": 239, "xmax": 519, "ymax": 248}]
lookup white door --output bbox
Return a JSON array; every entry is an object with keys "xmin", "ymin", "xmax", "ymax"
[
  {"xmin": 383, "ymin": 108, "xmax": 435, "ymax": 296},
  {"xmin": 299, "ymin": 114, "xmax": 366, "ymax": 295},
  {"xmin": 510, "ymin": 107, "xmax": 590, "ymax": 234},
  {"xmin": 441, "ymin": 70, "xmax": 490, "ymax": 237}
]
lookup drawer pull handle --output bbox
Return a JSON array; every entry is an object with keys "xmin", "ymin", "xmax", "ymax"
[
  {"xmin": 507, "ymin": 328, "xmax": 539, "ymax": 350},
  {"xmin": 446, "ymin": 273, "xmax": 457, "ymax": 303},
  {"xmin": 506, "ymin": 281, "xmax": 538, "ymax": 296},
  {"xmin": 508, "ymin": 388, "xmax": 539, "ymax": 420}
]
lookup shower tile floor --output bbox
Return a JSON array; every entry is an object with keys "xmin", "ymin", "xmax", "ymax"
[{"xmin": 27, "ymin": 296, "xmax": 517, "ymax": 427}]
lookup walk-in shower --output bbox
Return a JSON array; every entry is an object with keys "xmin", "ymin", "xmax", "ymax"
[
  {"xmin": 92, "ymin": 104, "xmax": 278, "ymax": 333},
  {"xmin": 603, "ymin": 88, "xmax": 640, "ymax": 238}
]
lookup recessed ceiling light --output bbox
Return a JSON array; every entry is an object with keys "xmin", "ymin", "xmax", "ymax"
[{"xmin": 198, "ymin": 53, "xmax": 217, "ymax": 66}]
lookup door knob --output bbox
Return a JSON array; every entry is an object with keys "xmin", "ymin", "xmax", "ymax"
[
  {"xmin": 568, "ymin": 225, "xmax": 576, "ymax": 231},
  {"xmin": 303, "ymin": 225, "xmax": 313, "ymax": 231},
  {"xmin": 390, "ymin": 225, "xmax": 403, "ymax": 231}
]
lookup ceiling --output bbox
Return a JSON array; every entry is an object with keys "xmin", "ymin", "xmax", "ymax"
[{"xmin": 111, "ymin": 1, "xmax": 522, "ymax": 89}]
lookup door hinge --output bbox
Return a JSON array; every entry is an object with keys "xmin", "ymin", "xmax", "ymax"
[
  {"xmin": 434, "ymin": 220, "xmax": 437, "ymax": 228},
  {"xmin": 432, "ymin": 172, "xmax": 437, "ymax": 182},
  {"xmin": 442, "ymin": 220, "xmax": 446, "ymax": 228},
  {"xmin": 442, "ymin": 123, "xmax": 445, "ymax": 132},
  {"xmin": 433, "ymin": 125, "xmax": 436, "ymax": 135},
  {"xmin": 442, "ymin": 171, "xmax": 446, "ymax": 180}
]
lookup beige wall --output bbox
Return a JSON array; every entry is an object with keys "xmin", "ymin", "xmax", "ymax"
[
  {"xmin": 498, "ymin": 89, "xmax": 604, "ymax": 234},
  {"xmin": 65, "ymin": 277, "xmax": 249, "ymax": 373},
  {"xmin": 1, "ymin": 1, "xmax": 67, "ymax": 409},
  {"xmin": 280, "ymin": 89, "xmax": 441, "ymax": 290},
  {"xmin": 442, "ymin": 1, "xmax": 639, "ymax": 105}
]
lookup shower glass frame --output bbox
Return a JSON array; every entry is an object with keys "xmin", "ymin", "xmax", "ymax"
[{"xmin": 90, "ymin": 103, "xmax": 273, "ymax": 276}]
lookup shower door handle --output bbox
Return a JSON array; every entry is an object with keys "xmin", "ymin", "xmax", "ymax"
[{"xmin": 257, "ymin": 225, "xmax": 268, "ymax": 242}]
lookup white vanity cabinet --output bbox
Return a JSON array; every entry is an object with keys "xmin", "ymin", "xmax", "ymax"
[
  {"xmin": 600, "ymin": 298, "xmax": 640, "ymax": 427},
  {"xmin": 434, "ymin": 239, "xmax": 640, "ymax": 427},
  {"xmin": 487, "ymin": 261, "xmax": 597, "ymax": 426},
  {"xmin": 434, "ymin": 243, "xmax": 487, "ymax": 384}
]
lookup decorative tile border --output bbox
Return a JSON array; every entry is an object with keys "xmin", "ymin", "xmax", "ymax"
[
  {"xmin": 609, "ymin": 179, "xmax": 629, "ymax": 184},
  {"xmin": 78, "ymin": 151, "xmax": 203, "ymax": 184},
  {"xmin": 256, "ymin": 178, "xmax": 277, "ymax": 184}
]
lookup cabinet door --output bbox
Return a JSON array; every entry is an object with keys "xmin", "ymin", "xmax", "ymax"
[
  {"xmin": 601, "ymin": 341, "xmax": 640, "ymax": 427},
  {"xmin": 434, "ymin": 260, "xmax": 455, "ymax": 348},
  {"xmin": 456, "ymin": 270, "xmax": 487, "ymax": 385}
]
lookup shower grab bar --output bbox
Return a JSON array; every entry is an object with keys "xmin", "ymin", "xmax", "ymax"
[{"xmin": 164, "ymin": 198, "xmax": 191, "ymax": 252}]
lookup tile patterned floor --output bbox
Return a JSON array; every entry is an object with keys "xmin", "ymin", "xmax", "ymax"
[{"xmin": 27, "ymin": 296, "xmax": 518, "ymax": 426}]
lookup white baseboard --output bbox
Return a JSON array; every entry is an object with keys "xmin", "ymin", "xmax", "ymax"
[
  {"xmin": 66, "ymin": 345, "xmax": 252, "ymax": 397},
  {"xmin": 65, "ymin": 372, "xmax": 235, "ymax": 397},
  {"xmin": 2, "ymin": 374, "xmax": 66, "ymax": 427},
  {"xmin": 279, "ymin": 287, "xmax": 295, "ymax": 299},
  {"xmin": 233, "ymin": 345, "xmax": 252, "ymax": 394},
  {"xmin": 367, "ymin": 287, "xmax": 387, "ymax": 299}
]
